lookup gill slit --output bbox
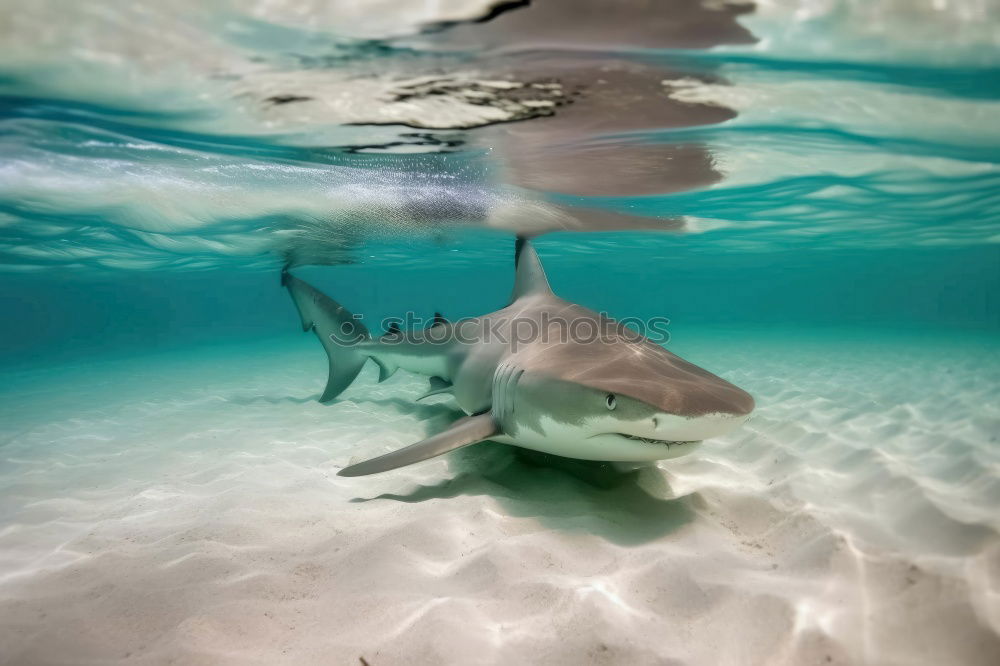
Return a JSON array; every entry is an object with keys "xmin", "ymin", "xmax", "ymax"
[{"xmin": 492, "ymin": 362, "xmax": 523, "ymax": 426}]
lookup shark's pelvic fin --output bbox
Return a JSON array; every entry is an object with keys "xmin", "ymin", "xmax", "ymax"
[
  {"xmin": 416, "ymin": 376, "xmax": 453, "ymax": 401},
  {"xmin": 282, "ymin": 271, "xmax": 370, "ymax": 402},
  {"xmin": 510, "ymin": 237, "xmax": 552, "ymax": 303},
  {"xmin": 338, "ymin": 413, "xmax": 498, "ymax": 476},
  {"xmin": 373, "ymin": 356, "xmax": 397, "ymax": 383}
]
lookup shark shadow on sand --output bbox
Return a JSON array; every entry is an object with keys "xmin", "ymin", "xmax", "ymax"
[{"xmin": 349, "ymin": 435, "xmax": 696, "ymax": 547}]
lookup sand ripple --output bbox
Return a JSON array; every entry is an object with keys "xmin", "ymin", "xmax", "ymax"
[{"xmin": 0, "ymin": 334, "xmax": 998, "ymax": 664}]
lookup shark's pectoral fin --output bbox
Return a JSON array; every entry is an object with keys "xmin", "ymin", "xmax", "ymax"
[
  {"xmin": 338, "ymin": 413, "xmax": 498, "ymax": 477},
  {"xmin": 416, "ymin": 376, "xmax": 453, "ymax": 401}
]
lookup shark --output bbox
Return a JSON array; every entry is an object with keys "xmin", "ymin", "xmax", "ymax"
[{"xmin": 283, "ymin": 239, "xmax": 754, "ymax": 476}]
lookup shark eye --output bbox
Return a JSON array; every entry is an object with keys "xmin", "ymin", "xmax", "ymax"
[{"xmin": 605, "ymin": 393, "xmax": 617, "ymax": 410}]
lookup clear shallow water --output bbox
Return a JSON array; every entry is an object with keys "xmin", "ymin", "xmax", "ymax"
[
  {"xmin": 0, "ymin": 1, "xmax": 998, "ymax": 664},
  {"xmin": 2, "ymin": 333, "xmax": 998, "ymax": 664}
]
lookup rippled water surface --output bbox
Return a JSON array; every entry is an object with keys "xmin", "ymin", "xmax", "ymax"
[{"xmin": 0, "ymin": 1, "xmax": 998, "ymax": 665}]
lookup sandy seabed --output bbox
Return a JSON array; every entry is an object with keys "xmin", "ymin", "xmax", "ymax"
[{"xmin": 1, "ymin": 331, "xmax": 998, "ymax": 665}]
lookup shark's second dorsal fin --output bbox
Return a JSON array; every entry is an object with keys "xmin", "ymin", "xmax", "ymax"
[
  {"xmin": 415, "ymin": 376, "xmax": 453, "ymax": 402},
  {"xmin": 510, "ymin": 237, "xmax": 552, "ymax": 303}
]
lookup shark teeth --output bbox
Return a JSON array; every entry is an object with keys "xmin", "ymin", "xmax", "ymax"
[{"xmin": 617, "ymin": 433, "xmax": 695, "ymax": 447}]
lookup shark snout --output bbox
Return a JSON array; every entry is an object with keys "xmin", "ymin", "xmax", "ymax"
[
  {"xmin": 706, "ymin": 380, "xmax": 755, "ymax": 417},
  {"xmin": 650, "ymin": 409, "xmax": 751, "ymax": 441},
  {"xmin": 650, "ymin": 388, "xmax": 754, "ymax": 441},
  {"xmin": 687, "ymin": 382, "xmax": 755, "ymax": 420}
]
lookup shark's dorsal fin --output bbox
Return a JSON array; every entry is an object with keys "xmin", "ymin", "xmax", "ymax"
[{"xmin": 510, "ymin": 237, "xmax": 552, "ymax": 303}]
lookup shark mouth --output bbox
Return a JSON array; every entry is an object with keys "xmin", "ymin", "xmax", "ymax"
[{"xmin": 615, "ymin": 433, "xmax": 698, "ymax": 447}]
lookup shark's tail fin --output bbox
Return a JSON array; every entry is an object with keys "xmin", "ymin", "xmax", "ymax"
[{"xmin": 282, "ymin": 269, "xmax": 370, "ymax": 402}]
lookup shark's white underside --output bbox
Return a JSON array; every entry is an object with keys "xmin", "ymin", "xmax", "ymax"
[{"xmin": 494, "ymin": 411, "xmax": 749, "ymax": 461}]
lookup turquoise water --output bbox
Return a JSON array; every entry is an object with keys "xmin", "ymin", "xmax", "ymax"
[
  {"xmin": 0, "ymin": 2, "xmax": 998, "ymax": 664},
  {"xmin": 1, "ymin": 86, "xmax": 997, "ymax": 362},
  {"xmin": 2, "ymin": 243, "xmax": 998, "ymax": 367},
  {"xmin": 0, "ymin": 14, "xmax": 998, "ymax": 361}
]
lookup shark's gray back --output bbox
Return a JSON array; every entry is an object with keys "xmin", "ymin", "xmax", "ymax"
[{"xmin": 448, "ymin": 292, "xmax": 752, "ymax": 418}]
